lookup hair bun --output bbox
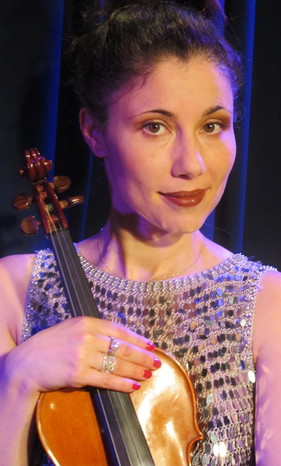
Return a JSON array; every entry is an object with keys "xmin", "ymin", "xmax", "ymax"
[
  {"xmin": 104, "ymin": 0, "xmax": 225, "ymax": 21},
  {"xmin": 81, "ymin": 1, "xmax": 225, "ymax": 31}
]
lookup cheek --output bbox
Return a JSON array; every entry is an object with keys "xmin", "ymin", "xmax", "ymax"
[
  {"xmin": 105, "ymin": 139, "xmax": 156, "ymax": 186},
  {"xmin": 104, "ymin": 147, "xmax": 146, "ymax": 201},
  {"xmin": 208, "ymin": 141, "xmax": 236, "ymax": 191}
]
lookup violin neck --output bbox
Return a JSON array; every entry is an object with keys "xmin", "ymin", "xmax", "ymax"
[
  {"xmin": 49, "ymin": 229, "xmax": 155, "ymax": 466},
  {"xmin": 50, "ymin": 230, "xmax": 99, "ymax": 318}
]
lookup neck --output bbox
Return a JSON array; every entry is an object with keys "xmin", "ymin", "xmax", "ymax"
[{"xmin": 91, "ymin": 219, "xmax": 207, "ymax": 281}]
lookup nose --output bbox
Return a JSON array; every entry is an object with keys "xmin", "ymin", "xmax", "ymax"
[{"xmin": 171, "ymin": 132, "xmax": 206, "ymax": 179}]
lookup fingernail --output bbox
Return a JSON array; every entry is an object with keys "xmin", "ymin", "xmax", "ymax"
[
  {"xmin": 132, "ymin": 382, "xmax": 141, "ymax": 390},
  {"xmin": 153, "ymin": 358, "xmax": 162, "ymax": 369},
  {"xmin": 146, "ymin": 342, "xmax": 155, "ymax": 351},
  {"xmin": 143, "ymin": 369, "xmax": 152, "ymax": 379}
]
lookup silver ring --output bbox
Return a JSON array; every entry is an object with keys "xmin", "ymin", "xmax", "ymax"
[
  {"xmin": 108, "ymin": 337, "xmax": 120, "ymax": 355},
  {"xmin": 100, "ymin": 353, "xmax": 116, "ymax": 374}
]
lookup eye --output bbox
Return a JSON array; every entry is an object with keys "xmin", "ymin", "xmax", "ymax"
[
  {"xmin": 143, "ymin": 121, "xmax": 167, "ymax": 135},
  {"xmin": 203, "ymin": 121, "xmax": 226, "ymax": 135}
]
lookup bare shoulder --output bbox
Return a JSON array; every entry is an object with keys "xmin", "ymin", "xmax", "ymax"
[
  {"xmin": 0, "ymin": 254, "xmax": 35, "ymax": 345},
  {"xmin": 253, "ymin": 269, "xmax": 281, "ymax": 460},
  {"xmin": 0, "ymin": 252, "xmax": 34, "ymax": 270},
  {"xmin": 253, "ymin": 269, "xmax": 281, "ymax": 361},
  {"xmin": 0, "ymin": 253, "xmax": 35, "ymax": 294}
]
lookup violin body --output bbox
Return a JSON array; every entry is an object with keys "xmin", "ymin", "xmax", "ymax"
[{"xmin": 37, "ymin": 349, "xmax": 203, "ymax": 466}]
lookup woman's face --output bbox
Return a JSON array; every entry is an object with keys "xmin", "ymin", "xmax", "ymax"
[{"xmin": 82, "ymin": 57, "xmax": 236, "ymax": 238}]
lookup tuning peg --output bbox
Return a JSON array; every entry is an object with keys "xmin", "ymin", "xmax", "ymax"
[
  {"xmin": 53, "ymin": 176, "xmax": 71, "ymax": 193},
  {"xmin": 20, "ymin": 216, "xmax": 41, "ymax": 235},
  {"xmin": 12, "ymin": 194, "xmax": 33, "ymax": 210},
  {"xmin": 60, "ymin": 196, "xmax": 84, "ymax": 209}
]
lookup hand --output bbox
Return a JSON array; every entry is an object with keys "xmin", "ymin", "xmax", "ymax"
[{"xmin": 4, "ymin": 316, "xmax": 160, "ymax": 397}]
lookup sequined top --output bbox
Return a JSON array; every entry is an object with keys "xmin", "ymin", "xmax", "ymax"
[{"xmin": 22, "ymin": 250, "xmax": 273, "ymax": 466}]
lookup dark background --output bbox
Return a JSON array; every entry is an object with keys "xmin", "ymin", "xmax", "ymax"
[{"xmin": 0, "ymin": 0, "xmax": 280, "ymax": 269}]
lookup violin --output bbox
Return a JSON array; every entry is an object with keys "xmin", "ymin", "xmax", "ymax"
[{"xmin": 13, "ymin": 148, "xmax": 203, "ymax": 465}]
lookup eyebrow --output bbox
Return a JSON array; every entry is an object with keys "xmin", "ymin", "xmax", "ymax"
[
  {"xmin": 138, "ymin": 105, "xmax": 232, "ymax": 118},
  {"xmin": 204, "ymin": 105, "xmax": 232, "ymax": 116},
  {"xmin": 139, "ymin": 109, "xmax": 174, "ymax": 117}
]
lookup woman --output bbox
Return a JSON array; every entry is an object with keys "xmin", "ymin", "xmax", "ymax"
[{"xmin": 0, "ymin": 1, "xmax": 280, "ymax": 464}]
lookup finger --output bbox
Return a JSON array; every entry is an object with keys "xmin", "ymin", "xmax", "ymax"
[
  {"xmin": 98, "ymin": 352, "xmax": 154, "ymax": 380},
  {"xmin": 86, "ymin": 318, "xmax": 155, "ymax": 352},
  {"xmin": 60, "ymin": 352, "xmax": 152, "ymax": 393},
  {"xmin": 67, "ymin": 329, "xmax": 159, "ymax": 371},
  {"xmin": 103, "ymin": 338, "xmax": 161, "ymax": 370},
  {"xmin": 107, "ymin": 337, "xmax": 120, "ymax": 355},
  {"xmin": 66, "ymin": 317, "xmax": 156, "ymax": 362},
  {"xmin": 88, "ymin": 370, "xmax": 142, "ymax": 393},
  {"xmin": 88, "ymin": 332, "xmax": 161, "ymax": 372}
]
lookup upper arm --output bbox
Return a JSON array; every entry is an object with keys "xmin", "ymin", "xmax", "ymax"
[
  {"xmin": 253, "ymin": 270, "xmax": 281, "ymax": 464},
  {"xmin": 0, "ymin": 254, "xmax": 34, "ymax": 352}
]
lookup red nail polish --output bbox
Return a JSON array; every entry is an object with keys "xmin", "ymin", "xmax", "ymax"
[
  {"xmin": 143, "ymin": 369, "xmax": 152, "ymax": 379},
  {"xmin": 153, "ymin": 358, "xmax": 162, "ymax": 368},
  {"xmin": 146, "ymin": 342, "xmax": 155, "ymax": 351},
  {"xmin": 132, "ymin": 382, "xmax": 141, "ymax": 390}
]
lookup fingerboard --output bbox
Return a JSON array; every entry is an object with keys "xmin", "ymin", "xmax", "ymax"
[{"xmin": 50, "ymin": 229, "xmax": 155, "ymax": 466}]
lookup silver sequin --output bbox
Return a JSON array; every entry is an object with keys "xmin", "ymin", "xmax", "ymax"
[{"xmin": 22, "ymin": 250, "xmax": 275, "ymax": 465}]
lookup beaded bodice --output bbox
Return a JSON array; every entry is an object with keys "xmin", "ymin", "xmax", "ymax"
[{"xmin": 23, "ymin": 250, "xmax": 272, "ymax": 465}]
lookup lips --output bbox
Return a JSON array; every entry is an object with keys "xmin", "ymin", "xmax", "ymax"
[{"xmin": 159, "ymin": 189, "xmax": 206, "ymax": 207}]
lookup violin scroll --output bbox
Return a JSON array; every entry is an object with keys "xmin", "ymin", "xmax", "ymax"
[
  {"xmin": 13, "ymin": 148, "xmax": 84, "ymax": 236},
  {"xmin": 19, "ymin": 148, "xmax": 52, "ymax": 181}
]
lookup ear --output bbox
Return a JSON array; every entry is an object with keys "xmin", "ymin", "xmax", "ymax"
[{"xmin": 79, "ymin": 108, "xmax": 107, "ymax": 158}]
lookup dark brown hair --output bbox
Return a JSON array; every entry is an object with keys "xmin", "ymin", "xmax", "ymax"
[{"xmin": 69, "ymin": 0, "xmax": 242, "ymax": 126}]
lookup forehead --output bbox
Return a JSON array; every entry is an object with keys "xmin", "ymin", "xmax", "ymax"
[{"xmin": 109, "ymin": 56, "xmax": 234, "ymax": 118}]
